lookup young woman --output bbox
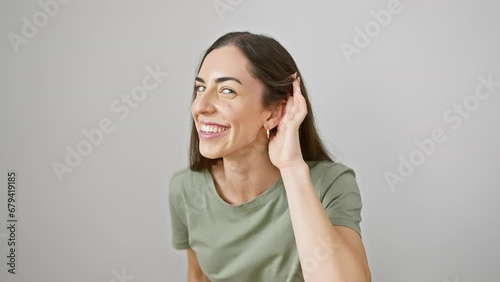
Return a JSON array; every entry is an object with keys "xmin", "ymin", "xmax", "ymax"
[{"xmin": 169, "ymin": 31, "xmax": 371, "ymax": 282}]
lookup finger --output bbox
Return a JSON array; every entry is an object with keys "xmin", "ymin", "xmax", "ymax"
[
  {"xmin": 292, "ymin": 78, "xmax": 307, "ymax": 120},
  {"xmin": 294, "ymin": 78, "xmax": 305, "ymax": 110},
  {"xmin": 285, "ymin": 95, "xmax": 297, "ymax": 119},
  {"xmin": 293, "ymin": 76, "xmax": 300, "ymax": 93},
  {"xmin": 284, "ymin": 80, "xmax": 302, "ymax": 118},
  {"xmin": 295, "ymin": 91, "xmax": 307, "ymax": 117}
]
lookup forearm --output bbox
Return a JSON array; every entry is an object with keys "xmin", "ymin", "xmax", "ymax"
[{"xmin": 280, "ymin": 162, "xmax": 370, "ymax": 282}]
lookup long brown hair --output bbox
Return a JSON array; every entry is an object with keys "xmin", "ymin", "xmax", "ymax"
[{"xmin": 189, "ymin": 31, "xmax": 333, "ymax": 171}]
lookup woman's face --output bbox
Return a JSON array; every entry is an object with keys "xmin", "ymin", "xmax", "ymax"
[{"xmin": 191, "ymin": 45, "xmax": 272, "ymax": 160}]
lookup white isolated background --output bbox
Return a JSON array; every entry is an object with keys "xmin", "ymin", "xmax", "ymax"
[{"xmin": 0, "ymin": 0, "xmax": 499, "ymax": 281}]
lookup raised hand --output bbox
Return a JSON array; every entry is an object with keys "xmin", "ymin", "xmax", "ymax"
[{"xmin": 268, "ymin": 74, "xmax": 308, "ymax": 170}]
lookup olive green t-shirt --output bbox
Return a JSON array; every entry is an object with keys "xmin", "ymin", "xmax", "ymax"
[{"xmin": 168, "ymin": 160, "xmax": 363, "ymax": 282}]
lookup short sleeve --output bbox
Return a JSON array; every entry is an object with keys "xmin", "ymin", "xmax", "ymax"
[
  {"xmin": 168, "ymin": 176, "xmax": 190, "ymax": 250},
  {"xmin": 321, "ymin": 166, "xmax": 363, "ymax": 237}
]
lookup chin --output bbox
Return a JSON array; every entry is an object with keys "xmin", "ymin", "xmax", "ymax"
[
  {"xmin": 200, "ymin": 153, "xmax": 221, "ymax": 160},
  {"xmin": 199, "ymin": 147, "xmax": 223, "ymax": 160}
]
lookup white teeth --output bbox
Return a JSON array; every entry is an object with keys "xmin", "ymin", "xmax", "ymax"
[{"xmin": 200, "ymin": 124, "xmax": 229, "ymax": 134}]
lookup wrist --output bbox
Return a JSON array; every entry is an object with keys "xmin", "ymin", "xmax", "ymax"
[
  {"xmin": 279, "ymin": 161, "xmax": 308, "ymax": 175},
  {"xmin": 279, "ymin": 161, "xmax": 311, "ymax": 193}
]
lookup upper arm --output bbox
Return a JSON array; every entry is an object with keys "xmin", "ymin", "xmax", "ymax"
[
  {"xmin": 333, "ymin": 226, "xmax": 371, "ymax": 280},
  {"xmin": 322, "ymin": 167, "xmax": 363, "ymax": 236},
  {"xmin": 169, "ymin": 176, "xmax": 190, "ymax": 250},
  {"xmin": 187, "ymin": 248, "xmax": 209, "ymax": 282},
  {"xmin": 323, "ymin": 164, "xmax": 371, "ymax": 278}
]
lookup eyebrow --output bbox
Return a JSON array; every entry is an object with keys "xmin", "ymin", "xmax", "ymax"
[{"xmin": 195, "ymin": 76, "xmax": 243, "ymax": 85}]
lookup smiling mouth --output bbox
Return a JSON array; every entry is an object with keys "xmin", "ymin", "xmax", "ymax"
[{"xmin": 200, "ymin": 124, "xmax": 230, "ymax": 134}]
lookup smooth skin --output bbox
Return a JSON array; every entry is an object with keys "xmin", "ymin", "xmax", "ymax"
[{"xmin": 188, "ymin": 45, "xmax": 371, "ymax": 282}]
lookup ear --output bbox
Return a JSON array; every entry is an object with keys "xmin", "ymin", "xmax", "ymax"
[{"xmin": 264, "ymin": 100, "xmax": 286, "ymax": 130}]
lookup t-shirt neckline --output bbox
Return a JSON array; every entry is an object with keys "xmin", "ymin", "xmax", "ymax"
[{"xmin": 202, "ymin": 168, "xmax": 284, "ymax": 210}]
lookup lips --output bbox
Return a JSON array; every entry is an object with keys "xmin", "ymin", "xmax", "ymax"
[
  {"xmin": 198, "ymin": 121, "xmax": 230, "ymax": 140},
  {"xmin": 200, "ymin": 124, "xmax": 230, "ymax": 134}
]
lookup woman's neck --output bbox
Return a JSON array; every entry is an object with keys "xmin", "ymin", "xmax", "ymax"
[{"xmin": 211, "ymin": 153, "xmax": 281, "ymax": 205}]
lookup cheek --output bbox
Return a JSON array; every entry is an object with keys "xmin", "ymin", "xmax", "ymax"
[{"xmin": 232, "ymin": 108, "xmax": 265, "ymax": 136}]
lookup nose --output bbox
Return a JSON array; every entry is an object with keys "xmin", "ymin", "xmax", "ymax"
[{"xmin": 192, "ymin": 86, "xmax": 216, "ymax": 116}]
